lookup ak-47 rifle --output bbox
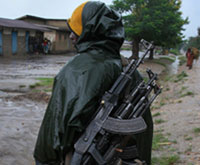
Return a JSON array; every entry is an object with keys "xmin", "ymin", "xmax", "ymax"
[{"xmin": 70, "ymin": 40, "xmax": 161, "ymax": 165}]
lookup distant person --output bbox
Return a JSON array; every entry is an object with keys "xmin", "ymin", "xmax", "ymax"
[
  {"xmin": 186, "ymin": 48, "xmax": 194, "ymax": 69},
  {"xmin": 43, "ymin": 38, "xmax": 49, "ymax": 54}
]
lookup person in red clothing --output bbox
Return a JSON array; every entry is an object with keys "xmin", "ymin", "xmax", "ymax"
[
  {"xmin": 186, "ymin": 48, "xmax": 194, "ymax": 69},
  {"xmin": 43, "ymin": 38, "xmax": 48, "ymax": 54}
]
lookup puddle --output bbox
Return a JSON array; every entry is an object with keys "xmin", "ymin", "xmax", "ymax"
[
  {"xmin": 120, "ymin": 50, "xmax": 144, "ymax": 58},
  {"xmin": 0, "ymin": 55, "xmax": 73, "ymax": 165},
  {"xmin": 120, "ymin": 50, "xmax": 180, "ymax": 75}
]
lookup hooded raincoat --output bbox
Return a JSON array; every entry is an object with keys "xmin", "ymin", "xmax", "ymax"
[{"xmin": 34, "ymin": 1, "xmax": 153, "ymax": 164}]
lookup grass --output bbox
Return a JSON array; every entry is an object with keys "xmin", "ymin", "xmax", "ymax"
[
  {"xmin": 19, "ymin": 85, "xmax": 26, "ymax": 88},
  {"xmin": 159, "ymin": 56, "xmax": 176, "ymax": 63},
  {"xmin": 154, "ymin": 119, "xmax": 165, "ymax": 124},
  {"xmin": 36, "ymin": 77, "xmax": 54, "ymax": 86},
  {"xmin": 160, "ymin": 101, "xmax": 166, "ymax": 106},
  {"xmin": 153, "ymin": 112, "xmax": 161, "ymax": 117},
  {"xmin": 174, "ymin": 71, "xmax": 188, "ymax": 82},
  {"xmin": 29, "ymin": 77, "xmax": 54, "ymax": 93},
  {"xmin": 152, "ymin": 133, "xmax": 170, "ymax": 150},
  {"xmin": 177, "ymin": 99, "xmax": 182, "ymax": 103},
  {"xmin": 169, "ymin": 48, "xmax": 180, "ymax": 55},
  {"xmin": 152, "ymin": 155, "xmax": 180, "ymax": 165},
  {"xmin": 180, "ymin": 91, "xmax": 194, "ymax": 97},
  {"xmin": 32, "ymin": 89, "xmax": 42, "ymax": 93},
  {"xmin": 29, "ymin": 84, "xmax": 37, "ymax": 89},
  {"xmin": 121, "ymin": 47, "xmax": 132, "ymax": 51},
  {"xmin": 184, "ymin": 136, "xmax": 193, "ymax": 141},
  {"xmin": 178, "ymin": 55, "xmax": 187, "ymax": 66},
  {"xmin": 152, "ymin": 59, "xmax": 167, "ymax": 68},
  {"xmin": 165, "ymin": 87, "xmax": 170, "ymax": 91},
  {"xmin": 193, "ymin": 127, "xmax": 200, "ymax": 134},
  {"xmin": 163, "ymin": 75, "xmax": 174, "ymax": 82}
]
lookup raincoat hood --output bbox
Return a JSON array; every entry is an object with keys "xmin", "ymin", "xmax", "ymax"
[{"xmin": 67, "ymin": 1, "xmax": 125, "ymax": 56}]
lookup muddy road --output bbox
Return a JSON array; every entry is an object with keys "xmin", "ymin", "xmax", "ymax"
[
  {"xmin": 0, "ymin": 53, "xmax": 199, "ymax": 165},
  {"xmin": 0, "ymin": 55, "xmax": 72, "ymax": 165}
]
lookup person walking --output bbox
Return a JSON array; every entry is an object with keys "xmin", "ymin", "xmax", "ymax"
[{"xmin": 186, "ymin": 48, "xmax": 194, "ymax": 69}]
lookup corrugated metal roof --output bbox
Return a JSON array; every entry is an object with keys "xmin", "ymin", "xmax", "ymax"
[
  {"xmin": 17, "ymin": 15, "xmax": 67, "ymax": 21},
  {"xmin": 0, "ymin": 17, "xmax": 49, "ymax": 31}
]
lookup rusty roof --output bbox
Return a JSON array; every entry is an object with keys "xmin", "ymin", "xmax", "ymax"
[
  {"xmin": 17, "ymin": 15, "xmax": 67, "ymax": 21},
  {"xmin": 0, "ymin": 17, "xmax": 49, "ymax": 31}
]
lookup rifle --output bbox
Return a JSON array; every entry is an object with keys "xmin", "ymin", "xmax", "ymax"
[{"xmin": 70, "ymin": 40, "xmax": 161, "ymax": 165}]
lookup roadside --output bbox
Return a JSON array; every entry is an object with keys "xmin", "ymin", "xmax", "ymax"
[{"xmin": 151, "ymin": 57, "xmax": 200, "ymax": 164}]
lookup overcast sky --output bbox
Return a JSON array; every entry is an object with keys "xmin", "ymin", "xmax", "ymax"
[{"xmin": 0, "ymin": 0, "xmax": 199, "ymax": 39}]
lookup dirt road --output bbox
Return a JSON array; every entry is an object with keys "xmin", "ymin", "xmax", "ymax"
[
  {"xmin": 152, "ymin": 59, "xmax": 200, "ymax": 164},
  {"xmin": 0, "ymin": 55, "xmax": 72, "ymax": 165},
  {"xmin": 0, "ymin": 54, "xmax": 199, "ymax": 165}
]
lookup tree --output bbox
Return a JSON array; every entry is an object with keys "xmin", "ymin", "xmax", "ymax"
[
  {"xmin": 198, "ymin": 27, "xmax": 200, "ymax": 36},
  {"xmin": 111, "ymin": 0, "xmax": 188, "ymax": 59},
  {"xmin": 186, "ymin": 36, "xmax": 200, "ymax": 50}
]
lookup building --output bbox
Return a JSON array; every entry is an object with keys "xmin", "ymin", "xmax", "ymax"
[
  {"xmin": 0, "ymin": 17, "xmax": 48, "ymax": 57},
  {"xmin": 17, "ymin": 15, "xmax": 74, "ymax": 54}
]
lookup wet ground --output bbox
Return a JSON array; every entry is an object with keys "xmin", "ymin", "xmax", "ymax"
[
  {"xmin": 0, "ymin": 54, "xmax": 73, "ymax": 165},
  {"xmin": 0, "ymin": 52, "xmax": 195, "ymax": 165},
  {"xmin": 152, "ymin": 59, "xmax": 200, "ymax": 164}
]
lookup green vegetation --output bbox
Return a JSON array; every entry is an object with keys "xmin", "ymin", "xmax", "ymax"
[
  {"xmin": 169, "ymin": 48, "xmax": 180, "ymax": 55},
  {"xmin": 185, "ymin": 35, "xmax": 200, "ymax": 50},
  {"xmin": 165, "ymin": 87, "xmax": 170, "ymax": 91},
  {"xmin": 120, "ymin": 47, "xmax": 132, "ymax": 51},
  {"xmin": 193, "ymin": 128, "xmax": 200, "ymax": 134},
  {"xmin": 143, "ymin": 76, "xmax": 149, "ymax": 83},
  {"xmin": 151, "ymin": 105, "xmax": 161, "ymax": 110},
  {"xmin": 152, "ymin": 155, "xmax": 180, "ymax": 165},
  {"xmin": 162, "ymin": 71, "xmax": 188, "ymax": 83},
  {"xmin": 160, "ymin": 101, "xmax": 166, "ymax": 106},
  {"xmin": 111, "ymin": 0, "xmax": 188, "ymax": 59},
  {"xmin": 152, "ymin": 133, "xmax": 171, "ymax": 150},
  {"xmin": 180, "ymin": 86, "xmax": 188, "ymax": 91},
  {"xmin": 163, "ymin": 75, "xmax": 174, "ymax": 82},
  {"xmin": 184, "ymin": 136, "xmax": 193, "ymax": 141},
  {"xmin": 36, "ymin": 78, "xmax": 54, "ymax": 86},
  {"xmin": 29, "ymin": 84, "xmax": 37, "ymax": 89},
  {"xmin": 177, "ymin": 100, "xmax": 182, "ymax": 103},
  {"xmin": 152, "ymin": 59, "xmax": 167, "ymax": 68},
  {"xmin": 177, "ymin": 86, "xmax": 194, "ymax": 98},
  {"xmin": 19, "ymin": 85, "xmax": 26, "ymax": 88},
  {"xmin": 178, "ymin": 55, "xmax": 187, "ymax": 66},
  {"xmin": 153, "ymin": 112, "xmax": 161, "ymax": 117},
  {"xmin": 159, "ymin": 56, "xmax": 176, "ymax": 63},
  {"xmin": 29, "ymin": 77, "xmax": 54, "ymax": 92},
  {"xmin": 180, "ymin": 91, "xmax": 194, "ymax": 97},
  {"xmin": 32, "ymin": 89, "xmax": 42, "ymax": 93},
  {"xmin": 174, "ymin": 71, "xmax": 188, "ymax": 82},
  {"xmin": 154, "ymin": 119, "xmax": 165, "ymax": 124}
]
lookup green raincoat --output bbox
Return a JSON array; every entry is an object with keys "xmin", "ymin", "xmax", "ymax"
[{"xmin": 34, "ymin": 1, "xmax": 153, "ymax": 164}]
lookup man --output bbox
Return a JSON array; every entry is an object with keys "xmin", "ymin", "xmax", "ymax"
[
  {"xmin": 34, "ymin": 1, "xmax": 124, "ymax": 164},
  {"xmin": 34, "ymin": 1, "xmax": 153, "ymax": 165}
]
